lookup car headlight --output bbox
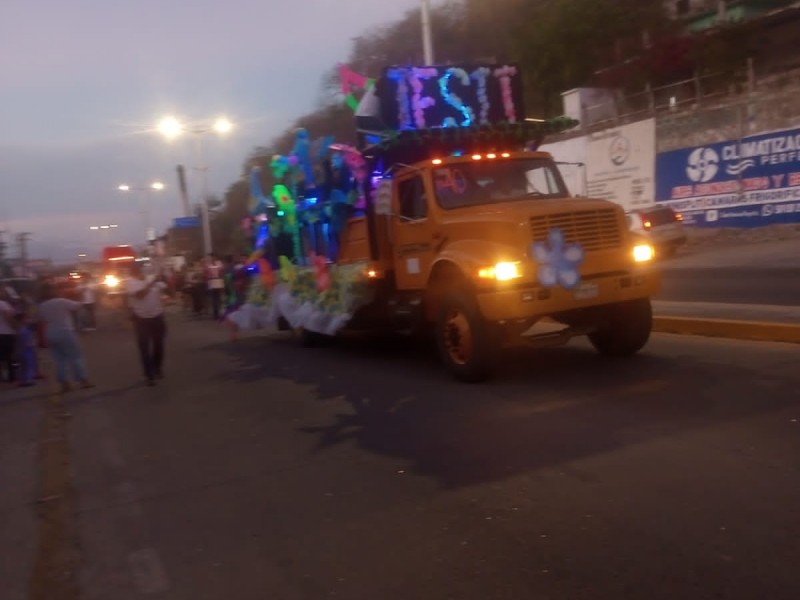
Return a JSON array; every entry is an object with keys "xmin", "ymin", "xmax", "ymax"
[
  {"xmin": 478, "ymin": 261, "xmax": 522, "ymax": 281},
  {"xmin": 633, "ymin": 244, "xmax": 655, "ymax": 263}
]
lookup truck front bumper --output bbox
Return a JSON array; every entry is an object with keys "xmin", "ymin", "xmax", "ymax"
[{"xmin": 476, "ymin": 270, "xmax": 660, "ymax": 322}]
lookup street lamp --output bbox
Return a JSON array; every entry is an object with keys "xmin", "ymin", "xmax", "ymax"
[
  {"xmin": 157, "ymin": 115, "xmax": 235, "ymax": 255},
  {"xmin": 117, "ymin": 181, "xmax": 165, "ymax": 242}
]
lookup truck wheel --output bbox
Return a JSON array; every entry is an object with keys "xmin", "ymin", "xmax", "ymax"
[
  {"xmin": 588, "ymin": 298, "xmax": 652, "ymax": 357},
  {"xmin": 435, "ymin": 291, "xmax": 495, "ymax": 382}
]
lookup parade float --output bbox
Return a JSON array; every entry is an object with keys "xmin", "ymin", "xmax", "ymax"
[{"xmin": 228, "ymin": 63, "xmax": 660, "ymax": 381}]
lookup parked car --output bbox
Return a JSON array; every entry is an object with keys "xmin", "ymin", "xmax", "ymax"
[{"xmin": 626, "ymin": 205, "xmax": 687, "ymax": 258}]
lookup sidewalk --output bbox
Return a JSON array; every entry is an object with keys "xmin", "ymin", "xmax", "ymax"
[{"xmin": 652, "ymin": 300, "xmax": 800, "ymax": 344}]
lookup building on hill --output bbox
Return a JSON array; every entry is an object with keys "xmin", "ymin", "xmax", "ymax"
[{"xmin": 665, "ymin": 0, "xmax": 797, "ymax": 31}]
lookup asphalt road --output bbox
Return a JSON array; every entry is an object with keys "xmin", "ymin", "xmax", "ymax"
[
  {"xmin": 657, "ymin": 238, "xmax": 799, "ymax": 306},
  {"xmin": 5, "ymin": 311, "xmax": 800, "ymax": 600},
  {"xmin": 658, "ymin": 266, "xmax": 800, "ymax": 306}
]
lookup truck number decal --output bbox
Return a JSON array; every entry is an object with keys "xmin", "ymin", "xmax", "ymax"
[{"xmin": 434, "ymin": 168, "xmax": 467, "ymax": 196}]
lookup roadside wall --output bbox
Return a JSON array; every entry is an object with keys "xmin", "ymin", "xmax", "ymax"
[{"xmin": 544, "ymin": 73, "xmax": 800, "ymax": 228}]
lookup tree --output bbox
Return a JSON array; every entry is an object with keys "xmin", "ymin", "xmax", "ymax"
[{"xmin": 511, "ymin": 0, "xmax": 668, "ymax": 115}]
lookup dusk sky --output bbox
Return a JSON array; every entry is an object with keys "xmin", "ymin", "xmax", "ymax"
[{"xmin": 0, "ymin": 0, "xmax": 432, "ymax": 261}]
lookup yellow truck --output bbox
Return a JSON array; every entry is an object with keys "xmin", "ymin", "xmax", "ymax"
[
  {"xmin": 245, "ymin": 64, "xmax": 659, "ymax": 381},
  {"xmin": 329, "ymin": 128, "xmax": 659, "ymax": 381}
]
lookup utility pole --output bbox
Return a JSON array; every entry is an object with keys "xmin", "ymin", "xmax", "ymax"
[
  {"xmin": 16, "ymin": 232, "xmax": 31, "ymax": 274},
  {"xmin": 421, "ymin": 0, "xmax": 434, "ymax": 65}
]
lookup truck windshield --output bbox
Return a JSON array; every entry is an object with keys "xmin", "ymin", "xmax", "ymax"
[{"xmin": 433, "ymin": 158, "xmax": 567, "ymax": 209}]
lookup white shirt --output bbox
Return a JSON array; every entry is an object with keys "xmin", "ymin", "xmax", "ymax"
[
  {"xmin": 207, "ymin": 261, "xmax": 224, "ymax": 290},
  {"xmin": 0, "ymin": 299, "xmax": 15, "ymax": 335},
  {"xmin": 38, "ymin": 298, "xmax": 81, "ymax": 330},
  {"xmin": 126, "ymin": 278, "xmax": 167, "ymax": 318},
  {"xmin": 81, "ymin": 282, "xmax": 96, "ymax": 304}
]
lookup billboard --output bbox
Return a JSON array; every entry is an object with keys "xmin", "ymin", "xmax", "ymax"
[
  {"xmin": 585, "ymin": 118, "xmax": 656, "ymax": 211},
  {"xmin": 655, "ymin": 126, "xmax": 800, "ymax": 227},
  {"xmin": 173, "ymin": 216, "xmax": 201, "ymax": 229}
]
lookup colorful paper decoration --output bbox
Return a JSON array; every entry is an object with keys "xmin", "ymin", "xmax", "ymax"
[{"xmin": 532, "ymin": 228, "xmax": 585, "ymax": 290}]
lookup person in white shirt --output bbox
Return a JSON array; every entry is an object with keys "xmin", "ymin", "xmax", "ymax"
[
  {"xmin": 206, "ymin": 254, "xmax": 225, "ymax": 320},
  {"xmin": 125, "ymin": 264, "xmax": 168, "ymax": 386},
  {"xmin": 0, "ymin": 291, "xmax": 16, "ymax": 383},
  {"xmin": 79, "ymin": 274, "xmax": 98, "ymax": 331},
  {"xmin": 37, "ymin": 284, "xmax": 94, "ymax": 393}
]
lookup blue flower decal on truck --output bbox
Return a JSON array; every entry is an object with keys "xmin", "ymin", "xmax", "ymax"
[{"xmin": 531, "ymin": 227, "xmax": 585, "ymax": 289}]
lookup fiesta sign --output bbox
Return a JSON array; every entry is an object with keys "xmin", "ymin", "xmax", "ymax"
[
  {"xmin": 655, "ymin": 126, "xmax": 800, "ymax": 227},
  {"xmin": 375, "ymin": 64, "xmax": 525, "ymax": 131}
]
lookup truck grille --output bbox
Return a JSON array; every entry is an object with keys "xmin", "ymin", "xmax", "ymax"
[{"xmin": 530, "ymin": 209, "xmax": 622, "ymax": 251}]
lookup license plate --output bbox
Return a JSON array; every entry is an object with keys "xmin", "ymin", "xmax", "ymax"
[{"xmin": 574, "ymin": 282, "xmax": 599, "ymax": 300}]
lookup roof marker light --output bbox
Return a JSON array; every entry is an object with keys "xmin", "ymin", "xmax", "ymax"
[
  {"xmin": 472, "ymin": 154, "xmax": 482, "ymax": 160},
  {"xmin": 432, "ymin": 158, "xmax": 443, "ymax": 165},
  {"xmin": 487, "ymin": 153, "xmax": 497, "ymax": 159},
  {"xmin": 501, "ymin": 152, "xmax": 511, "ymax": 158}
]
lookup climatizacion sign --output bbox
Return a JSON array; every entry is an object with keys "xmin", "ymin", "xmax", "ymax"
[{"xmin": 655, "ymin": 126, "xmax": 800, "ymax": 227}]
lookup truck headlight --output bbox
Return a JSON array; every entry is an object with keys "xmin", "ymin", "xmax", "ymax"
[
  {"xmin": 478, "ymin": 261, "xmax": 522, "ymax": 281},
  {"xmin": 104, "ymin": 274, "xmax": 120, "ymax": 288},
  {"xmin": 633, "ymin": 244, "xmax": 655, "ymax": 263}
]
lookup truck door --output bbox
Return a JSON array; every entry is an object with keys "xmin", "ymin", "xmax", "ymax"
[{"xmin": 393, "ymin": 172, "xmax": 435, "ymax": 290}]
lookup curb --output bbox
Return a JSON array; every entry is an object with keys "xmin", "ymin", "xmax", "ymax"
[{"xmin": 653, "ymin": 316, "xmax": 800, "ymax": 344}]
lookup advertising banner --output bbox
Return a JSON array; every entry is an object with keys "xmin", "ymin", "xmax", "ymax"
[
  {"xmin": 585, "ymin": 118, "xmax": 656, "ymax": 211},
  {"xmin": 539, "ymin": 136, "xmax": 588, "ymax": 197},
  {"xmin": 655, "ymin": 126, "xmax": 800, "ymax": 227}
]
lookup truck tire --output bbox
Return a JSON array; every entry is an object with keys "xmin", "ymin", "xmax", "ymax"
[
  {"xmin": 435, "ymin": 290, "xmax": 496, "ymax": 382},
  {"xmin": 588, "ymin": 298, "xmax": 652, "ymax": 357},
  {"xmin": 298, "ymin": 327, "xmax": 326, "ymax": 348}
]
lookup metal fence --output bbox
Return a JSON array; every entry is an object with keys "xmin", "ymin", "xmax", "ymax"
[{"xmin": 581, "ymin": 68, "xmax": 757, "ymax": 129}]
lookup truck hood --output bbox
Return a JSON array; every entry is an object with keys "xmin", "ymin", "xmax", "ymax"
[{"xmin": 439, "ymin": 196, "xmax": 619, "ymax": 228}]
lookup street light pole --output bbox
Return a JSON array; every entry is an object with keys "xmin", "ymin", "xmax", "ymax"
[
  {"xmin": 157, "ymin": 116, "xmax": 233, "ymax": 258},
  {"xmin": 195, "ymin": 134, "xmax": 213, "ymax": 256},
  {"xmin": 421, "ymin": 0, "xmax": 434, "ymax": 65}
]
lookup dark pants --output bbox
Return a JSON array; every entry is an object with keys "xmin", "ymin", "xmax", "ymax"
[
  {"xmin": 133, "ymin": 315, "xmax": 166, "ymax": 380},
  {"xmin": 83, "ymin": 303, "xmax": 96, "ymax": 329},
  {"xmin": 191, "ymin": 284, "xmax": 205, "ymax": 315},
  {"xmin": 209, "ymin": 289, "xmax": 223, "ymax": 320},
  {"xmin": 0, "ymin": 334, "xmax": 16, "ymax": 382}
]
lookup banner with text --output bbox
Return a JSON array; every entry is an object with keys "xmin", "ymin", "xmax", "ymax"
[
  {"xmin": 586, "ymin": 118, "xmax": 655, "ymax": 211},
  {"xmin": 655, "ymin": 126, "xmax": 800, "ymax": 227}
]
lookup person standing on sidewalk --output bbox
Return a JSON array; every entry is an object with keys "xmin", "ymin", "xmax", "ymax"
[
  {"xmin": 125, "ymin": 264, "xmax": 168, "ymax": 386},
  {"xmin": 206, "ymin": 254, "xmax": 225, "ymax": 320},
  {"xmin": 79, "ymin": 274, "xmax": 98, "ymax": 331},
  {"xmin": 0, "ymin": 290, "xmax": 16, "ymax": 384},
  {"xmin": 37, "ymin": 284, "xmax": 94, "ymax": 393}
]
